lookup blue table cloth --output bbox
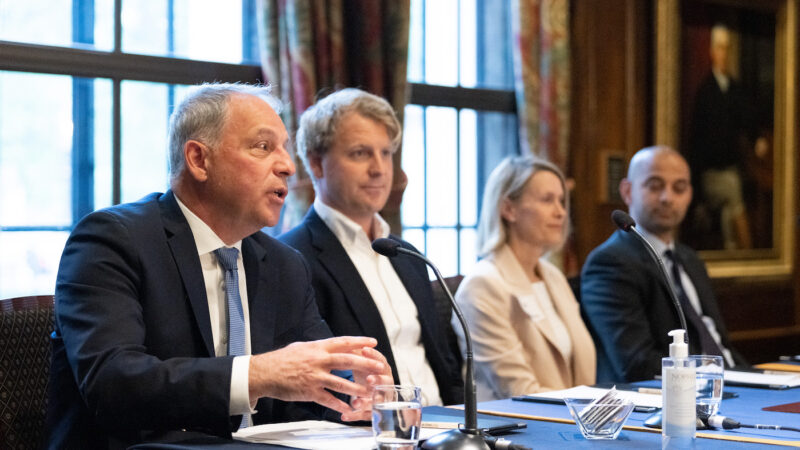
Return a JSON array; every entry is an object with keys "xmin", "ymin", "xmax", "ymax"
[{"xmin": 471, "ymin": 381, "xmax": 800, "ymax": 447}]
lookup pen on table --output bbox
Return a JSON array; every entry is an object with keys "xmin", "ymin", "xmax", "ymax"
[
  {"xmin": 421, "ymin": 422, "xmax": 460, "ymax": 429},
  {"xmin": 637, "ymin": 387, "xmax": 662, "ymax": 395}
]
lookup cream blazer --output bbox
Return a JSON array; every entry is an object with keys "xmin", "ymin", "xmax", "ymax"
[{"xmin": 453, "ymin": 244, "xmax": 596, "ymax": 401}]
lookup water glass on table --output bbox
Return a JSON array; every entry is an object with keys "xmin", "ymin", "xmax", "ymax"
[
  {"xmin": 372, "ymin": 385, "xmax": 422, "ymax": 450},
  {"xmin": 690, "ymin": 354, "xmax": 724, "ymax": 417}
]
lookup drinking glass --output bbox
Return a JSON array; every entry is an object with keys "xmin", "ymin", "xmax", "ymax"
[
  {"xmin": 372, "ymin": 385, "xmax": 422, "ymax": 450},
  {"xmin": 690, "ymin": 355, "xmax": 724, "ymax": 417}
]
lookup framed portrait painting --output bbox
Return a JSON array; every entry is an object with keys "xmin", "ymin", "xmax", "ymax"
[{"xmin": 655, "ymin": 0, "xmax": 797, "ymax": 277}]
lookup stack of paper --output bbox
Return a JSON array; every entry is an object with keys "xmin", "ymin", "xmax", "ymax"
[
  {"xmin": 755, "ymin": 362, "xmax": 800, "ymax": 374},
  {"xmin": 724, "ymin": 370, "xmax": 800, "ymax": 389},
  {"xmin": 233, "ymin": 420, "xmax": 445, "ymax": 449}
]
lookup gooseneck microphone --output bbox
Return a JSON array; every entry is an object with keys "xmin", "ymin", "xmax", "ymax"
[
  {"xmin": 610, "ymin": 210, "xmax": 688, "ymax": 335},
  {"xmin": 612, "ymin": 210, "xmax": 695, "ymax": 432},
  {"xmin": 372, "ymin": 238, "xmax": 490, "ymax": 450}
]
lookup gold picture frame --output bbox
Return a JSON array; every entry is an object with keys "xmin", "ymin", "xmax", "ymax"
[{"xmin": 655, "ymin": 0, "xmax": 796, "ymax": 278}]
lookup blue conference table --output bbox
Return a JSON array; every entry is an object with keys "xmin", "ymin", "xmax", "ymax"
[
  {"xmin": 131, "ymin": 382, "xmax": 799, "ymax": 448},
  {"xmin": 470, "ymin": 381, "xmax": 800, "ymax": 448}
]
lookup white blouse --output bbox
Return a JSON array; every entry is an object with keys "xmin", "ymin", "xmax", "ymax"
[{"xmin": 531, "ymin": 281, "xmax": 573, "ymax": 363}]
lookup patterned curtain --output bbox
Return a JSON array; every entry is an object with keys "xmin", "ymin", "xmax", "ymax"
[
  {"xmin": 257, "ymin": 0, "xmax": 410, "ymax": 233},
  {"xmin": 512, "ymin": 0, "xmax": 574, "ymax": 273},
  {"xmin": 511, "ymin": 0, "xmax": 570, "ymax": 170}
]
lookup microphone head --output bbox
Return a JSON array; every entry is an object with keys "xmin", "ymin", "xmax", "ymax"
[
  {"xmin": 611, "ymin": 210, "xmax": 636, "ymax": 232},
  {"xmin": 371, "ymin": 238, "xmax": 401, "ymax": 257}
]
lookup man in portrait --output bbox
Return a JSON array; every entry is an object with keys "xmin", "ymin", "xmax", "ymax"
[{"xmin": 687, "ymin": 24, "xmax": 756, "ymax": 250}]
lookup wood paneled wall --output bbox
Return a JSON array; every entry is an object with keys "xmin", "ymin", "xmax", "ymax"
[
  {"xmin": 568, "ymin": 0, "xmax": 800, "ymax": 363},
  {"xmin": 570, "ymin": 0, "xmax": 650, "ymax": 262}
]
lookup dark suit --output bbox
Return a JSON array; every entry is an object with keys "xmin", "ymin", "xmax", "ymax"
[
  {"xmin": 688, "ymin": 73, "xmax": 751, "ymax": 174},
  {"xmin": 580, "ymin": 230, "xmax": 745, "ymax": 383},
  {"xmin": 279, "ymin": 208, "xmax": 464, "ymax": 405},
  {"xmin": 45, "ymin": 191, "xmax": 335, "ymax": 449},
  {"xmin": 685, "ymin": 73, "xmax": 755, "ymax": 250}
]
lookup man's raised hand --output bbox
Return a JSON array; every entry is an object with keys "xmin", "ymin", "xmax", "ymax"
[{"xmin": 248, "ymin": 336, "xmax": 387, "ymax": 419}]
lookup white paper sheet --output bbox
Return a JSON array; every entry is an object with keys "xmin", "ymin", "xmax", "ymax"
[
  {"xmin": 233, "ymin": 420, "xmax": 446, "ymax": 449},
  {"xmin": 724, "ymin": 370, "xmax": 800, "ymax": 389}
]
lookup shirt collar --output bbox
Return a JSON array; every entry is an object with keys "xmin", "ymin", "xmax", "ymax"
[
  {"xmin": 175, "ymin": 194, "xmax": 242, "ymax": 256},
  {"xmin": 313, "ymin": 197, "xmax": 390, "ymax": 248},
  {"xmin": 637, "ymin": 227, "xmax": 674, "ymax": 257},
  {"xmin": 712, "ymin": 69, "xmax": 730, "ymax": 92}
]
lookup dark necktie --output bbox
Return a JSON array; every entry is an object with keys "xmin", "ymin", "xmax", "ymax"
[
  {"xmin": 214, "ymin": 247, "xmax": 249, "ymax": 429},
  {"xmin": 663, "ymin": 250, "xmax": 725, "ymax": 358}
]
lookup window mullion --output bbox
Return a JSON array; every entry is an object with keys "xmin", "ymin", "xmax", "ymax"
[
  {"xmin": 112, "ymin": 79, "xmax": 121, "ymax": 205},
  {"xmin": 72, "ymin": 0, "xmax": 95, "ymax": 223},
  {"xmin": 455, "ymin": 109, "xmax": 461, "ymax": 274}
]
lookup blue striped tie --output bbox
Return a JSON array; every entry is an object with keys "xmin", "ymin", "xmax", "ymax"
[{"xmin": 214, "ymin": 247, "xmax": 249, "ymax": 428}]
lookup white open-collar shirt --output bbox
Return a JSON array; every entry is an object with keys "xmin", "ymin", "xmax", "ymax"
[{"xmin": 314, "ymin": 198, "xmax": 443, "ymax": 406}]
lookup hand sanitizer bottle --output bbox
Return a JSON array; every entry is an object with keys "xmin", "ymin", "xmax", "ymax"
[{"xmin": 662, "ymin": 329, "xmax": 696, "ymax": 449}]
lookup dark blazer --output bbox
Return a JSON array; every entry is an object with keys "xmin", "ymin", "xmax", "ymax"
[
  {"xmin": 580, "ymin": 230, "xmax": 745, "ymax": 383},
  {"xmin": 279, "ymin": 208, "xmax": 464, "ymax": 405},
  {"xmin": 688, "ymin": 72, "xmax": 751, "ymax": 174},
  {"xmin": 45, "ymin": 191, "xmax": 334, "ymax": 449}
]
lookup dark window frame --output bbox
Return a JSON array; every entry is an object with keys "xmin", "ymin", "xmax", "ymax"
[
  {"xmin": 402, "ymin": 0, "xmax": 518, "ymax": 275},
  {"xmin": 0, "ymin": 0, "xmax": 262, "ymax": 234}
]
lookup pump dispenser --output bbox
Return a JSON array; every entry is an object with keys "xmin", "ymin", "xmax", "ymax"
[
  {"xmin": 662, "ymin": 329, "xmax": 696, "ymax": 448},
  {"xmin": 668, "ymin": 329, "xmax": 688, "ymax": 358}
]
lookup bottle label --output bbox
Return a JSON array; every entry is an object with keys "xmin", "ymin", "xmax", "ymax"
[{"xmin": 662, "ymin": 367, "xmax": 696, "ymax": 438}]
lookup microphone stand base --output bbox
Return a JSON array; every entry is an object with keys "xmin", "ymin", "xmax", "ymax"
[{"xmin": 420, "ymin": 429, "xmax": 490, "ymax": 450}]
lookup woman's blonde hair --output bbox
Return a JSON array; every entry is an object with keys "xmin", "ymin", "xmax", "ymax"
[{"xmin": 476, "ymin": 155, "xmax": 569, "ymax": 257}]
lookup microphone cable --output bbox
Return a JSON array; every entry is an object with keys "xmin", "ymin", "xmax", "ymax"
[{"xmin": 704, "ymin": 414, "xmax": 800, "ymax": 433}]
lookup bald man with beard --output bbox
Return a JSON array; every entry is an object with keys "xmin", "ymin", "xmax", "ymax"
[{"xmin": 580, "ymin": 146, "xmax": 746, "ymax": 383}]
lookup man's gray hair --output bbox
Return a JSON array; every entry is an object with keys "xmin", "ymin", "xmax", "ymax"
[
  {"xmin": 476, "ymin": 155, "xmax": 570, "ymax": 257},
  {"xmin": 295, "ymin": 88, "xmax": 401, "ymax": 180},
  {"xmin": 168, "ymin": 83, "xmax": 283, "ymax": 179}
]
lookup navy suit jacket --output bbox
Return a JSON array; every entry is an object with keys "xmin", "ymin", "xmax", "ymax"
[
  {"xmin": 279, "ymin": 208, "xmax": 464, "ymax": 405},
  {"xmin": 580, "ymin": 230, "xmax": 745, "ymax": 383},
  {"xmin": 45, "ymin": 192, "xmax": 335, "ymax": 449}
]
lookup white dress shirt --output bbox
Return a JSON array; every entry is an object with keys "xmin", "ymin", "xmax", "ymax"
[
  {"xmin": 640, "ymin": 229, "xmax": 735, "ymax": 366},
  {"xmin": 175, "ymin": 196, "xmax": 254, "ymax": 419},
  {"xmin": 314, "ymin": 198, "xmax": 443, "ymax": 406},
  {"xmin": 713, "ymin": 68, "xmax": 730, "ymax": 93}
]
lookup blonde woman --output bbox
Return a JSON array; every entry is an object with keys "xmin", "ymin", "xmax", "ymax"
[{"xmin": 454, "ymin": 156, "xmax": 596, "ymax": 400}]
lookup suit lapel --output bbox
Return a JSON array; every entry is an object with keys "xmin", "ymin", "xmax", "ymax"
[
  {"xmin": 619, "ymin": 231, "xmax": 710, "ymax": 353},
  {"xmin": 159, "ymin": 191, "xmax": 215, "ymax": 357},
  {"xmin": 242, "ymin": 237, "xmax": 276, "ymax": 354},
  {"xmin": 493, "ymin": 245, "xmax": 562, "ymax": 357},
  {"xmin": 617, "ymin": 230, "xmax": 677, "ymax": 303},
  {"xmin": 306, "ymin": 210, "xmax": 394, "ymax": 358}
]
